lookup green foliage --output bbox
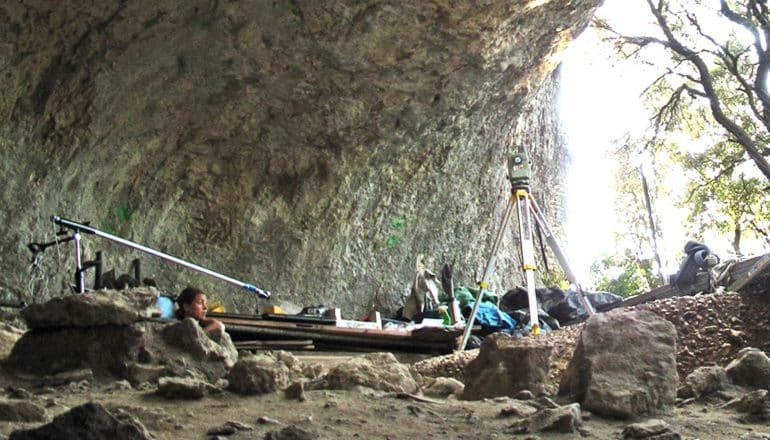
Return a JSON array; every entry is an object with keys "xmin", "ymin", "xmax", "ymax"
[
  {"xmin": 685, "ymin": 171, "xmax": 769, "ymax": 256},
  {"xmin": 538, "ymin": 266, "xmax": 569, "ymax": 290},
  {"xmin": 589, "ymin": 251, "xmax": 654, "ymax": 298},
  {"xmin": 600, "ymin": 142, "xmax": 668, "ymax": 286}
]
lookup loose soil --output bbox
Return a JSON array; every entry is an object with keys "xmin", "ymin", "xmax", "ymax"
[{"xmin": 3, "ymin": 291, "xmax": 770, "ymax": 439}]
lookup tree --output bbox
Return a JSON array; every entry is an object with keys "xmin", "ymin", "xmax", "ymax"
[
  {"xmin": 589, "ymin": 250, "xmax": 656, "ymax": 297},
  {"xmin": 597, "ymin": 0, "xmax": 770, "ymax": 180},
  {"xmin": 686, "ymin": 166, "xmax": 770, "ymax": 257},
  {"xmin": 610, "ymin": 139, "xmax": 669, "ymax": 284},
  {"xmin": 594, "ymin": 0, "xmax": 770, "ymax": 258}
]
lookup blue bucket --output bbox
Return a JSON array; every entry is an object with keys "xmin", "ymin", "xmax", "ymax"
[{"xmin": 156, "ymin": 295, "xmax": 175, "ymax": 319}]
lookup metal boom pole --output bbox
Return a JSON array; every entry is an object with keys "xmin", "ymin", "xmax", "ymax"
[{"xmin": 51, "ymin": 215, "xmax": 270, "ymax": 298}]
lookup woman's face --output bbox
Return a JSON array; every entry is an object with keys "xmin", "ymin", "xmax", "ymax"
[{"xmin": 183, "ymin": 293, "xmax": 207, "ymax": 321}]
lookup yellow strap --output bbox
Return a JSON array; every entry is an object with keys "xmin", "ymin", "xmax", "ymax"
[
  {"xmin": 478, "ymin": 281, "xmax": 488, "ymax": 289},
  {"xmin": 531, "ymin": 323, "xmax": 540, "ymax": 335},
  {"xmin": 521, "ymin": 264, "xmax": 536, "ymax": 270}
]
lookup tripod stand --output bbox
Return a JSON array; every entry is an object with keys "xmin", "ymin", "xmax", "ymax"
[{"xmin": 458, "ymin": 147, "xmax": 595, "ymax": 351}]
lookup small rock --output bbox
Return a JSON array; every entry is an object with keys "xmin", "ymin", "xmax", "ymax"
[
  {"xmin": 155, "ymin": 377, "xmax": 209, "ymax": 399},
  {"xmin": 722, "ymin": 389, "xmax": 770, "ymax": 416},
  {"xmin": 257, "ymin": 416, "xmax": 282, "ymax": 425},
  {"xmin": 621, "ymin": 419, "xmax": 679, "ymax": 439},
  {"xmin": 5, "ymin": 387, "xmax": 32, "ymax": 400},
  {"xmin": 532, "ymin": 396, "xmax": 560, "ymax": 409},
  {"xmin": 514, "ymin": 390, "xmax": 535, "ymax": 400},
  {"xmin": 423, "ymin": 377, "xmax": 464, "ymax": 398},
  {"xmin": 684, "ymin": 366, "xmax": 727, "ymax": 398},
  {"xmin": 224, "ymin": 420, "xmax": 253, "ymax": 430},
  {"xmin": 265, "ymin": 425, "xmax": 319, "ymax": 440},
  {"xmin": 509, "ymin": 403, "xmax": 582, "ymax": 434},
  {"xmin": 499, "ymin": 401, "xmax": 538, "ymax": 418},
  {"xmin": 0, "ymin": 399, "xmax": 46, "ymax": 422},
  {"xmin": 740, "ymin": 432, "xmax": 770, "ymax": 439},
  {"xmin": 726, "ymin": 348, "xmax": 770, "ymax": 389},
  {"xmin": 206, "ymin": 425, "xmax": 236, "ymax": 436},
  {"xmin": 285, "ymin": 381, "xmax": 306, "ymax": 401},
  {"xmin": 108, "ymin": 380, "xmax": 133, "ymax": 392}
]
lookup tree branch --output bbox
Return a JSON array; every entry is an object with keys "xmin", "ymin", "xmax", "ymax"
[
  {"xmin": 647, "ymin": 0, "xmax": 770, "ymax": 180},
  {"xmin": 723, "ymin": 0, "xmax": 770, "ymax": 120}
]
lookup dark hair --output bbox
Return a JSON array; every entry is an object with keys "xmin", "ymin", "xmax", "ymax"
[{"xmin": 175, "ymin": 287, "xmax": 204, "ymax": 320}]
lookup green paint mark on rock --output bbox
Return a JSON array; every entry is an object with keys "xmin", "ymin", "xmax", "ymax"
[{"xmin": 386, "ymin": 235, "xmax": 400, "ymax": 247}]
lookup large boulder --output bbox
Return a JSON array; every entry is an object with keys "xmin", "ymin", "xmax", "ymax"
[
  {"xmin": 0, "ymin": 399, "xmax": 46, "ymax": 422},
  {"xmin": 7, "ymin": 323, "xmax": 149, "ymax": 378},
  {"xmin": 461, "ymin": 332, "xmax": 552, "ymax": 400},
  {"xmin": 21, "ymin": 288, "xmax": 159, "ymax": 328},
  {"xmin": 6, "ymin": 288, "xmax": 237, "ymax": 383},
  {"xmin": 725, "ymin": 347, "xmax": 770, "ymax": 389},
  {"xmin": 9, "ymin": 402, "xmax": 151, "ymax": 440},
  {"xmin": 226, "ymin": 352, "xmax": 302, "ymax": 395},
  {"xmin": 558, "ymin": 309, "xmax": 678, "ymax": 419},
  {"xmin": 682, "ymin": 366, "xmax": 728, "ymax": 398},
  {"xmin": 162, "ymin": 318, "xmax": 238, "ymax": 368},
  {"xmin": 0, "ymin": 324, "xmax": 25, "ymax": 360},
  {"xmin": 321, "ymin": 352, "xmax": 419, "ymax": 394}
]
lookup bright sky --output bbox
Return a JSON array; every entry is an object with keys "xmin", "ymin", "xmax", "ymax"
[{"xmin": 559, "ymin": 0, "xmax": 655, "ymax": 285}]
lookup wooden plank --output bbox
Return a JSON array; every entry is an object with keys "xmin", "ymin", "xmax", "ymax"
[
  {"xmin": 224, "ymin": 324, "xmax": 455, "ymax": 353},
  {"xmin": 728, "ymin": 254, "xmax": 770, "ymax": 293},
  {"xmin": 217, "ymin": 316, "xmax": 414, "ymax": 338},
  {"xmin": 730, "ymin": 254, "xmax": 770, "ymax": 277},
  {"xmin": 234, "ymin": 340, "xmax": 315, "ymax": 350},
  {"xmin": 605, "ymin": 254, "xmax": 770, "ymax": 311},
  {"xmin": 234, "ymin": 339, "xmax": 314, "ymax": 348},
  {"xmin": 210, "ymin": 311, "xmax": 382, "ymax": 330},
  {"xmin": 608, "ymin": 284, "xmax": 672, "ymax": 310}
]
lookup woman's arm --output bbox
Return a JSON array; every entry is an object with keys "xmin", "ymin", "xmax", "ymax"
[{"xmin": 200, "ymin": 317, "xmax": 225, "ymax": 335}]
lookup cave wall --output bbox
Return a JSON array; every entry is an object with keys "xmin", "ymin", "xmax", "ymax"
[{"xmin": 0, "ymin": 0, "xmax": 600, "ymax": 315}]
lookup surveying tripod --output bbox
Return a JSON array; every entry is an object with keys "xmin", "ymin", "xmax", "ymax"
[{"xmin": 458, "ymin": 146, "xmax": 595, "ymax": 351}]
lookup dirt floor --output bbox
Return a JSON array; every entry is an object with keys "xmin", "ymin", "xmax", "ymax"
[
  {"xmin": 3, "ymin": 291, "xmax": 770, "ymax": 439},
  {"xmin": 0, "ymin": 355, "xmax": 766, "ymax": 440}
]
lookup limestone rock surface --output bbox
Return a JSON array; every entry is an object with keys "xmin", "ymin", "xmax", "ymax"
[
  {"xmin": 321, "ymin": 352, "xmax": 419, "ymax": 394},
  {"xmin": 558, "ymin": 309, "xmax": 678, "ymax": 419},
  {"xmin": 0, "ymin": 0, "xmax": 600, "ymax": 316},
  {"xmin": 21, "ymin": 288, "xmax": 159, "ymax": 329},
  {"xmin": 462, "ymin": 332, "xmax": 552, "ymax": 400},
  {"xmin": 7, "ymin": 288, "xmax": 237, "ymax": 383}
]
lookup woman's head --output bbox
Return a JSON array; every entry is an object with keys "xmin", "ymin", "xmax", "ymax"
[{"xmin": 176, "ymin": 287, "xmax": 207, "ymax": 321}]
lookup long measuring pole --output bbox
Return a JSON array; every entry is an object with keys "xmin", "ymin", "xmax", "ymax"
[
  {"xmin": 52, "ymin": 215, "xmax": 271, "ymax": 298},
  {"xmin": 516, "ymin": 189, "xmax": 541, "ymax": 334}
]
